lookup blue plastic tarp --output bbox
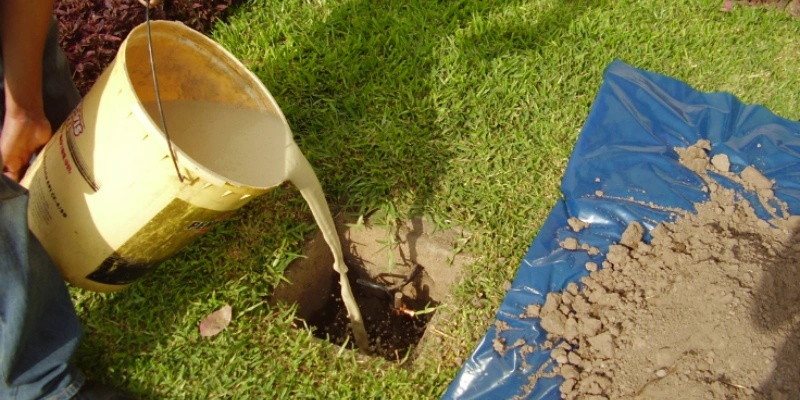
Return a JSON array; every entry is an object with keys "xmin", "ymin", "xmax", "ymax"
[{"xmin": 442, "ymin": 59, "xmax": 800, "ymax": 400}]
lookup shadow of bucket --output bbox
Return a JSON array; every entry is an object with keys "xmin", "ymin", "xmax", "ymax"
[{"xmin": 21, "ymin": 21, "xmax": 294, "ymax": 292}]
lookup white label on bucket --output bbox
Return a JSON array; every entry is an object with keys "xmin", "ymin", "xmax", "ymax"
[
  {"xmin": 29, "ymin": 176, "xmax": 53, "ymax": 225},
  {"xmin": 63, "ymin": 105, "xmax": 102, "ymax": 192},
  {"xmin": 70, "ymin": 106, "xmax": 85, "ymax": 137},
  {"xmin": 41, "ymin": 149, "xmax": 68, "ymax": 219},
  {"xmin": 57, "ymin": 134, "xmax": 73, "ymax": 174}
]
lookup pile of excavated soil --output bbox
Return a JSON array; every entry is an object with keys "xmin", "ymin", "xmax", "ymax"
[{"xmin": 530, "ymin": 141, "xmax": 800, "ymax": 399}]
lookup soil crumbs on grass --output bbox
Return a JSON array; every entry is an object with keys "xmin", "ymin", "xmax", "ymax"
[{"xmin": 526, "ymin": 141, "xmax": 800, "ymax": 399}]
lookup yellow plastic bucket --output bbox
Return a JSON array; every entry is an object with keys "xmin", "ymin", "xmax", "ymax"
[{"xmin": 21, "ymin": 21, "xmax": 291, "ymax": 292}]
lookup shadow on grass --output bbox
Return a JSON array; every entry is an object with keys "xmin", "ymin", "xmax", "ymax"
[{"xmin": 72, "ymin": 0, "xmax": 607, "ymax": 397}]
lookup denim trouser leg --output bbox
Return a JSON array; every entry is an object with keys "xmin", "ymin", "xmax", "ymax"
[
  {"xmin": 0, "ymin": 177, "xmax": 85, "ymax": 400},
  {"xmin": 0, "ymin": 17, "xmax": 85, "ymax": 400}
]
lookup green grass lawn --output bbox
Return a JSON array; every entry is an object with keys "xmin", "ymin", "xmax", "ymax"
[{"xmin": 71, "ymin": 0, "xmax": 800, "ymax": 398}]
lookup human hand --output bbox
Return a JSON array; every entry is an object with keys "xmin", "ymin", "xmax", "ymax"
[
  {"xmin": 0, "ymin": 111, "xmax": 52, "ymax": 182},
  {"xmin": 138, "ymin": 0, "xmax": 162, "ymax": 8}
]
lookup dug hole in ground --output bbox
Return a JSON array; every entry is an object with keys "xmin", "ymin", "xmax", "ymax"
[
  {"xmin": 268, "ymin": 214, "xmax": 470, "ymax": 362},
  {"xmin": 509, "ymin": 140, "xmax": 799, "ymax": 399}
]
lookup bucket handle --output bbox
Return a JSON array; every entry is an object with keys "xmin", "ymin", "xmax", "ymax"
[{"xmin": 144, "ymin": 3, "xmax": 184, "ymax": 183}]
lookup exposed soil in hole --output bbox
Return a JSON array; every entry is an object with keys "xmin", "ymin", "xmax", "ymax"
[
  {"xmin": 305, "ymin": 262, "xmax": 435, "ymax": 360},
  {"xmin": 269, "ymin": 215, "xmax": 469, "ymax": 361}
]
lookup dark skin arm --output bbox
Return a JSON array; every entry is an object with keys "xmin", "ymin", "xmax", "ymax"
[
  {"xmin": 0, "ymin": 0, "xmax": 55, "ymax": 182},
  {"xmin": 0, "ymin": 0, "xmax": 160, "ymax": 182}
]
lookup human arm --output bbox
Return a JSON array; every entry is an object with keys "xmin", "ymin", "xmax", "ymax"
[
  {"xmin": 138, "ymin": 0, "xmax": 163, "ymax": 7},
  {"xmin": 0, "ymin": 0, "xmax": 55, "ymax": 182}
]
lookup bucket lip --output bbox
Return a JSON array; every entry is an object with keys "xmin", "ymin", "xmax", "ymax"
[
  {"xmin": 121, "ymin": 21, "xmax": 293, "ymax": 190},
  {"xmin": 130, "ymin": 101, "xmax": 290, "ymax": 190}
]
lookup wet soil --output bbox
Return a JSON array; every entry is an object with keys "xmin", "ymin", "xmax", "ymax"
[
  {"xmin": 305, "ymin": 262, "xmax": 436, "ymax": 360},
  {"xmin": 269, "ymin": 215, "xmax": 469, "ymax": 361}
]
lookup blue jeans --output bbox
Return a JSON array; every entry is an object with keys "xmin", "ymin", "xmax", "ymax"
[{"xmin": 0, "ymin": 18, "xmax": 85, "ymax": 400}]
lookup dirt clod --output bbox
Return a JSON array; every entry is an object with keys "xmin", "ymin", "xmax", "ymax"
[
  {"xmin": 526, "ymin": 304, "xmax": 542, "ymax": 318},
  {"xmin": 493, "ymin": 337, "xmax": 507, "ymax": 355},
  {"xmin": 568, "ymin": 217, "xmax": 590, "ymax": 232},
  {"xmin": 531, "ymin": 141, "xmax": 800, "ymax": 399},
  {"xmin": 619, "ymin": 222, "xmax": 644, "ymax": 250},
  {"xmin": 741, "ymin": 165, "xmax": 773, "ymax": 190},
  {"xmin": 710, "ymin": 154, "xmax": 730, "ymax": 172},
  {"xmin": 561, "ymin": 237, "xmax": 580, "ymax": 250}
]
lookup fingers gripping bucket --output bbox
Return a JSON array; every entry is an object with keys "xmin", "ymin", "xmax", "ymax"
[{"xmin": 21, "ymin": 21, "xmax": 289, "ymax": 292}]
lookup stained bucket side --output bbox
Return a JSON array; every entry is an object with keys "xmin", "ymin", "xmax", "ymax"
[{"xmin": 22, "ymin": 21, "xmax": 292, "ymax": 292}]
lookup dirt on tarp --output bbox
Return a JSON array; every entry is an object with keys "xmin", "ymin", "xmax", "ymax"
[{"xmin": 527, "ymin": 141, "xmax": 800, "ymax": 399}]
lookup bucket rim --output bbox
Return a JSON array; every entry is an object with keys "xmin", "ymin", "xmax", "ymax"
[{"xmin": 120, "ymin": 20, "xmax": 293, "ymax": 190}]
